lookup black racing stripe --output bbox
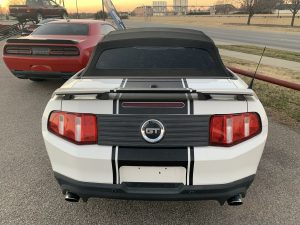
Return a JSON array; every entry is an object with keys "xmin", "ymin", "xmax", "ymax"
[
  {"xmin": 120, "ymin": 78, "xmax": 188, "ymax": 114},
  {"xmin": 183, "ymin": 79, "xmax": 188, "ymax": 89},
  {"xmin": 111, "ymin": 79, "xmax": 126, "ymax": 184},
  {"xmin": 184, "ymin": 79, "xmax": 195, "ymax": 185},
  {"xmin": 190, "ymin": 95, "xmax": 194, "ymax": 114},
  {"xmin": 111, "ymin": 146, "xmax": 117, "ymax": 184},
  {"xmin": 189, "ymin": 147, "xmax": 195, "ymax": 185},
  {"xmin": 120, "ymin": 79, "xmax": 126, "ymax": 88},
  {"xmin": 113, "ymin": 97, "xmax": 117, "ymax": 114},
  {"xmin": 117, "ymin": 78, "xmax": 190, "ymax": 185},
  {"xmin": 118, "ymin": 147, "xmax": 188, "ymax": 168},
  {"xmin": 124, "ymin": 79, "xmax": 184, "ymax": 89}
]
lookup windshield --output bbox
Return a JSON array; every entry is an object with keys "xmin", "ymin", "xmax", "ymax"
[
  {"xmin": 32, "ymin": 23, "xmax": 89, "ymax": 36},
  {"xmin": 96, "ymin": 47, "xmax": 218, "ymax": 70}
]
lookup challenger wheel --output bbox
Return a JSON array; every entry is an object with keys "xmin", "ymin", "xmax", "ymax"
[
  {"xmin": 62, "ymin": 12, "xmax": 68, "ymax": 19},
  {"xmin": 36, "ymin": 13, "xmax": 43, "ymax": 23}
]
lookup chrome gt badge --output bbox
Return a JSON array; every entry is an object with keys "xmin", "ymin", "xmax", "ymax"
[{"xmin": 141, "ymin": 119, "xmax": 165, "ymax": 143}]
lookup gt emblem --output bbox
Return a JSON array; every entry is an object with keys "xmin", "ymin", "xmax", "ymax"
[
  {"xmin": 141, "ymin": 119, "xmax": 165, "ymax": 143},
  {"xmin": 145, "ymin": 128, "xmax": 160, "ymax": 135}
]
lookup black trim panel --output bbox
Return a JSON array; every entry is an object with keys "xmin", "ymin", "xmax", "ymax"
[
  {"xmin": 189, "ymin": 147, "xmax": 195, "ymax": 185},
  {"xmin": 111, "ymin": 147, "xmax": 117, "ymax": 184},
  {"xmin": 97, "ymin": 114, "xmax": 210, "ymax": 147},
  {"xmin": 54, "ymin": 172, "xmax": 255, "ymax": 204},
  {"xmin": 118, "ymin": 147, "xmax": 188, "ymax": 168},
  {"xmin": 12, "ymin": 71, "xmax": 75, "ymax": 80}
]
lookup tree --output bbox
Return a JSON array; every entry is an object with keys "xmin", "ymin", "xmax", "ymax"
[
  {"xmin": 95, "ymin": 11, "xmax": 108, "ymax": 20},
  {"xmin": 287, "ymin": 0, "xmax": 300, "ymax": 26},
  {"xmin": 240, "ymin": 0, "xmax": 259, "ymax": 25},
  {"xmin": 240, "ymin": 0, "xmax": 278, "ymax": 25}
]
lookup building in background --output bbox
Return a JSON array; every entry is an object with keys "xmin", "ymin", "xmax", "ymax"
[
  {"xmin": 173, "ymin": 0, "xmax": 188, "ymax": 15},
  {"xmin": 153, "ymin": 1, "xmax": 167, "ymax": 16},
  {"xmin": 132, "ymin": 6, "xmax": 153, "ymax": 17}
]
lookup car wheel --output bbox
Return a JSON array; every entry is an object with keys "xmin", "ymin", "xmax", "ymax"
[
  {"xmin": 62, "ymin": 12, "xmax": 68, "ymax": 19},
  {"xmin": 29, "ymin": 78, "xmax": 45, "ymax": 82},
  {"xmin": 36, "ymin": 13, "xmax": 43, "ymax": 23}
]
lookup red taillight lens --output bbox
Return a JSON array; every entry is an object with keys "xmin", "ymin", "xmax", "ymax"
[
  {"xmin": 5, "ymin": 46, "xmax": 32, "ymax": 55},
  {"xmin": 48, "ymin": 111, "xmax": 97, "ymax": 145},
  {"xmin": 210, "ymin": 113, "xmax": 261, "ymax": 146}
]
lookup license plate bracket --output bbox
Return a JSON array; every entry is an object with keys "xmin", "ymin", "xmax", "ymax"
[
  {"xmin": 32, "ymin": 47, "xmax": 49, "ymax": 55},
  {"xmin": 119, "ymin": 166, "xmax": 186, "ymax": 184}
]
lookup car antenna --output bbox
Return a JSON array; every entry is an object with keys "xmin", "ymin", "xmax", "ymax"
[{"xmin": 249, "ymin": 46, "xmax": 266, "ymax": 89}]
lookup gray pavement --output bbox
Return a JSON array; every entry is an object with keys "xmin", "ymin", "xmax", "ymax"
[
  {"xmin": 0, "ymin": 50, "xmax": 299, "ymax": 225},
  {"xmin": 125, "ymin": 20, "xmax": 300, "ymax": 52}
]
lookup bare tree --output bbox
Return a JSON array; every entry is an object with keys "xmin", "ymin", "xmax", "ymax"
[
  {"xmin": 241, "ymin": 0, "xmax": 278, "ymax": 25},
  {"xmin": 287, "ymin": 0, "xmax": 300, "ymax": 26},
  {"xmin": 241, "ymin": 0, "xmax": 260, "ymax": 25}
]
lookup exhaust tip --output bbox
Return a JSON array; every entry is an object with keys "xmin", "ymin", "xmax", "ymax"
[
  {"xmin": 65, "ymin": 192, "xmax": 80, "ymax": 203},
  {"xmin": 227, "ymin": 194, "xmax": 243, "ymax": 206}
]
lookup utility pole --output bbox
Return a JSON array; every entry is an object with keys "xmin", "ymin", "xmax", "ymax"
[
  {"xmin": 102, "ymin": 0, "xmax": 105, "ymax": 21},
  {"xmin": 76, "ymin": 0, "xmax": 79, "ymax": 19}
]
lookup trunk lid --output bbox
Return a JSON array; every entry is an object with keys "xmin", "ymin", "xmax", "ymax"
[{"xmin": 59, "ymin": 77, "xmax": 249, "ymax": 116}]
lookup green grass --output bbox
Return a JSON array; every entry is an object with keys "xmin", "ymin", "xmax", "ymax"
[{"xmin": 218, "ymin": 45, "xmax": 300, "ymax": 63}]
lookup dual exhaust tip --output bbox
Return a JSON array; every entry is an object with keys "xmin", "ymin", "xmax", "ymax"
[
  {"xmin": 65, "ymin": 192, "xmax": 80, "ymax": 203},
  {"xmin": 64, "ymin": 191, "xmax": 243, "ymax": 206},
  {"xmin": 227, "ymin": 194, "xmax": 243, "ymax": 206}
]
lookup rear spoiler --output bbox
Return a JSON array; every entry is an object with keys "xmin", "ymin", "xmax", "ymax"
[
  {"xmin": 54, "ymin": 87, "xmax": 254, "ymax": 98},
  {"xmin": 6, "ymin": 39, "xmax": 79, "ymax": 45}
]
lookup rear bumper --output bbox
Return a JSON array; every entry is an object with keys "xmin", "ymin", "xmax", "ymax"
[
  {"xmin": 55, "ymin": 172, "xmax": 255, "ymax": 204},
  {"xmin": 12, "ymin": 71, "xmax": 75, "ymax": 79},
  {"xmin": 3, "ymin": 55, "xmax": 85, "ymax": 76}
]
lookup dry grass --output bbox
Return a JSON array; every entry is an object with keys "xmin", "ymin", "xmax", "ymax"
[
  {"xmin": 221, "ymin": 56, "xmax": 300, "ymax": 129},
  {"xmin": 221, "ymin": 56, "xmax": 300, "ymax": 83},
  {"xmin": 218, "ymin": 45, "xmax": 300, "ymax": 63},
  {"xmin": 130, "ymin": 15, "xmax": 300, "ymax": 33}
]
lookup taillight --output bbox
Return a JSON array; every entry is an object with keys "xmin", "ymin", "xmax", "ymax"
[
  {"xmin": 210, "ymin": 112, "xmax": 261, "ymax": 146},
  {"xmin": 48, "ymin": 111, "xmax": 97, "ymax": 145},
  {"xmin": 49, "ymin": 47, "xmax": 80, "ymax": 56},
  {"xmin": 5, "ymin": 46, "xmax": 32, "ymax": 55},
  {"xmin": 4, "ymin": 46, "xmax": 80, "ymax": 56}
]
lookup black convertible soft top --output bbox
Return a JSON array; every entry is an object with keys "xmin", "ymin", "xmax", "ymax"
[{"xmin": 81, "ymin": 28, "xmax": 233, "ymax": 78}]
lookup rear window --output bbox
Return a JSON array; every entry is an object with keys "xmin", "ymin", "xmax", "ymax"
[
  {"xmin": 32, "ymin": 23, "xmax": 89, "ymax": 36},
  {"xmin": 96, "ymin": 47, "xmax": 218, "ymax": 70}
]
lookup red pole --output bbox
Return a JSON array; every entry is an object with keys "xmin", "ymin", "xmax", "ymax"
[{"xmin": 228, "ymin": 67, "xmax": 300, "ymax": 91}]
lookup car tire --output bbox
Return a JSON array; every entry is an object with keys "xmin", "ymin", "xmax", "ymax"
[
  {"xmin": 36, "ymin": 13, "xmax": 43, "ymax": 23},
  {"xmin": 29, "ymin": 78, "xmax": 45, "ymax": 82},
  {"xmin": 62, "ymin": 12, "xmax": 68, "ymax": 19}
]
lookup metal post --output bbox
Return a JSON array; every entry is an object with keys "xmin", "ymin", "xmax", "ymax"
[
  {"xmin": 76, "ymin": 0, "xmax": 79, "ymax": 19},
  {"xmin": 102, "ymin": 0, "xmax": 105, "ymax": 21}
]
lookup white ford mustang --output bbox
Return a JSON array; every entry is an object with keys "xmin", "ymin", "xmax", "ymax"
[{"xmin": 42, "ymin": 28, "xmax": 268, "ymax": 206}]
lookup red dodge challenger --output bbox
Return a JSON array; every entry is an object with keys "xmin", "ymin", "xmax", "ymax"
[{"xmin": 3, "ymin": 20, "xmax": 116, "ymax": 81}]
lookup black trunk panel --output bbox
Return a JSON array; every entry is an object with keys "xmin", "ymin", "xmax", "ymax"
[{"xmin": 97, "ymin": 114, "xmax": 210, "ymax": 147}]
